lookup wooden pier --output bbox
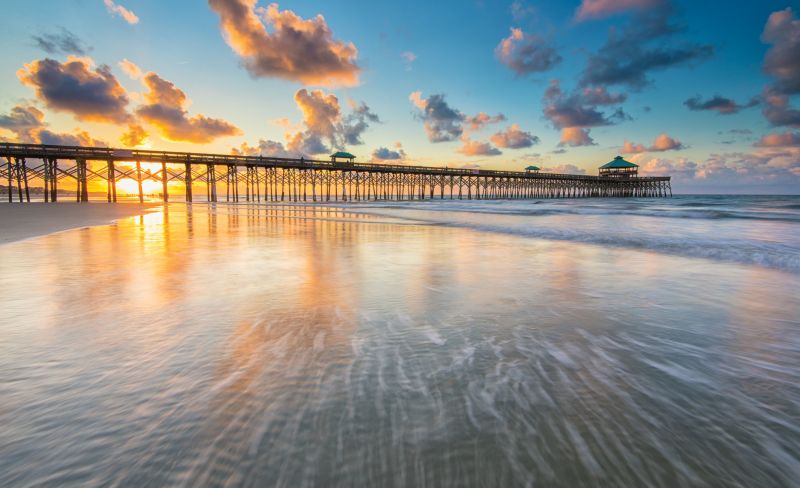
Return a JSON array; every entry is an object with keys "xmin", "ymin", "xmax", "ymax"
[{"xmin": 1, "ymin": 143, "xmax": 672, "ymax": 203}]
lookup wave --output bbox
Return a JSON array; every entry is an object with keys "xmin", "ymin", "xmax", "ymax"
[
  {"xmin": 346, "ymin": 200, "xmax": 800, "ymax": 223},
  {"xmin": 346, "ymin": 205, "xmax": 800, "ymax": 273},
  {"xmin": 446, "ymin": 220, "xmax": 800, "ymax": 273}
]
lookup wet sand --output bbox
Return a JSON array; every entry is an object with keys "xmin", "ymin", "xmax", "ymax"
[
  {"xmin": 0, "ymin": 203, "xmax": 157, "ymax": 244},
  {"xmin": 0, "ymin": 202, "xmax": 798, "ymax": 486}
]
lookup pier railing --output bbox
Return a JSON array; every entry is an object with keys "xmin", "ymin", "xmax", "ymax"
[{"xmin": 1, "ymin": 143, "xmax": 672, "ymax": 203}]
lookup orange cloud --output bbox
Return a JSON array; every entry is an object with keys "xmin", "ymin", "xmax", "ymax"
[
  {"xmin": 17, "ymin": 56, "xmax": 131, "ymax": 123},
  {"xmin": 464, "ymin": 112, "xmax": 506, "ymax": 131},
  {"xmin": 103, "ymin": 0, "xmax": 139, "ymax": 25},
  {"xmin": 294, "ymin": 89, "xmax": 341, "ymax": 140},
  {"xmin": 490, "ymin": 124, "xmax": 539, "ymax": 149},
  {"xmin": 621, "ymin": 133, "xmax": 684, "ymax": 153},
  {"xmin": 118, "ymin": 58, "xmax": 142, "ymax": 79},
  {"xmin": 575, "ymin": 0, "xmax": 662, "ymax": 22},
  {"xmin": 120, "ymin": 124, "xmax": 149, "ymax": 147},
  {"xmin": 559, "ymin": 127, "xmax": 595, "ymax": 147},
  {"xmin": 208, "ymin": 0, "xmax": 360, "ymax": 87},
  {"xmin": 754, "ymin": 131, "xmax": 800, "ymax": 147},
  {"xmin": 135, "ymin": 72, "xmax": 241, "ymax": 143},
  {"xmin": 457, "ymin": 137, "xmax": 501, "ymax": 156}
]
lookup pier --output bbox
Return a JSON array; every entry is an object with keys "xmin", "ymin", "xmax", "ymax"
[{"xmin": 1, "ymin": 143, "xmax": 671, "ymax": 203}]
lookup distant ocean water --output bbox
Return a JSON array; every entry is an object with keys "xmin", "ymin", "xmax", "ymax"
[{"xmin": 343, "ymin": 195, "xmax": 800, "ymax": 273}]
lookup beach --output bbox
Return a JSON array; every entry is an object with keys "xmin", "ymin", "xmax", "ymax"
[
  {"xmin": 0, "ymin": 197, "xmax": 798, "ymax": 486},
  {"xmin": 0, "ymin": 203, "xmax": 156, "ymax": 244}
]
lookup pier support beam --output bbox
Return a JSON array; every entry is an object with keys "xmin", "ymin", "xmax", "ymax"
[
  {"xmin": 6, "ymin": 157, "xmax": 12, "ymax": 203},
  {"xmin": 136, "ymin": 161, "xmax": 143, "ymax": 203},
  {"xmin": 161, "ymin": 161, "xmax": 168, "ymax": 202},
  {"xmin": 107, "ymin": 160, "xmax": 115, "ymax": 202},
  {"xmin": 185, "ymin": 162, "xmax": 192, "ymax": 202},
  {"xmin": 51, "ymin": 159, "xmax": 58, "ymax": 202}
]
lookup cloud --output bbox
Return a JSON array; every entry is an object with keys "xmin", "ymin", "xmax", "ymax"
[
  {"xmin": 684, "ymin": 95, "xmax": 758, "ymax": 114},
  {"xmin": 409, "ymin": 91, "xmax": 465, "ymax": 142},
  {"xmin": 36, "ymin": 128, "xmax": 106, "ymax": 146},
  {"xmin": 0, "ymin": 105, "xmax": 45, "ymax": 141},
  {"xmin": 17, "ymin": 56, "xmax": 131, "ymax": 123},
  {"xmin": 621, "ymin": 133, "xmax": 684, "ymax": 153},
  {"xmin": 559, "ymin": 127, "xmax": 595, "ymax": 147},
  {"xmin": 510, "ymin": 1, "xmax": 536, "ymax": 21},
  {"xmin": 754, "ymin": 131, "xmax": 800, "ymax": 147},
  {"xmin": 0, "ymin": 103, "xmax": 105, "ymax": 146},
  {"xmin": 762, "ymin": 88, "xmax": 800, "ymax": 127},
  {"xmin": 372, "ymin": 143, "xmax": 407, "ymax": 161},
  {"xmin": 285, "ymin": 131, "xmax": 328, "ymax": 155},
  {"xmin": 496, "ymin": 28, "xmax": 561, "ymax": 75},
  {"xmin": 283, "ymin": 89, "xmax": 378, "ymax": 155},
  {"xmin": 635, "ymin": 156, "xmax": 698, "ymax": 180},
  {"xmin": 32, "ymin": 28, "xmax": 89, "ymax": 55},
  {"xmin": 294, "ymin": 88, "xmax": 340, "ymax": 142},
  {"xmin": 232, "ymin": 139, "xmax": 295, "ymax": 157},
  {"xmin": 490, "ymin": 124, "xmax": 539, "ymax": 149},
  {"xmin": 208, "ymin": 0, "xmax": 359, "ymax": 87},
  {"xmin": 541, "ymin": 164, "xmax": 586, "ymax": 175},
  {"xmin": 120, "ymin": 124, "xmax": 148, "ymax": 147},
  {"xmin": 342, "ymin": 99, "xmax": 380, "ymax": 145},
  {"xmin": 401, "ymin": 51, "xmax": 416, "ymax": 70},
  {"xmin": 761, "ymin": 7, "xmax": 800, "ymax": 96},
  {"xmin": 633, "ymin": 150, "xmax": 800, "ymax": 192},
  {"xmin": 118, "ymin": 59, "xmax": 142, "ymax": 79},
  {"xmin": 464, "ymin": 112, "xmax": 506, "ymax": 131},
  {"xmin": 457, "ymin": 137, "xmax": 501, "ymax": 156},
  {"xmin": 574, "ymin": 0, "xmax": 663, "ymax": 22},
  {"xmin": 580, "ymin": 6, "xmax": 713, "ymax": 89},
  {"xmin": 759, "ymin": 9, "xmax": 800, "ymax": 128},
  {"xmin": 460, "ymin": 163, "xmax": 481, "ymax": 170},
  {"xmin": 103, "ymin": 0, "xmax": 139, "ymax": 25},
  {"xmin": 410, "ymin": 91, "xmax": 507, "ymax": 149},
  {"xmin": 136, "ymin": 72, "xmax": 241, "ymax": 143},
  {"xmin": 542, "ymin": 80, "xmax": 627, "ymax": 129}
]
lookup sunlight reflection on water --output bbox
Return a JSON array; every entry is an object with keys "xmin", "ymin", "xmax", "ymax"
[{"xmin": 0, "ymin": 202, "xmax": 798, "ymax": 487}]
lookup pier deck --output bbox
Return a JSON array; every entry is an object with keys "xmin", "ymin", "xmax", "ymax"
[{"xmin": 1, "ymin": 143, "xmax": 671, "ymax": 202}]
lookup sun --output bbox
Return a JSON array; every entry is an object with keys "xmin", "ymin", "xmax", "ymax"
[{"xmin": 115, "ymin": 178, "xmax": 163, "ymax": 195}]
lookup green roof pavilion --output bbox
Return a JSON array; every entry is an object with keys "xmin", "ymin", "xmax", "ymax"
[
  {"xmin": 599, "ymin": 156, "xmax": 638, "ymax": 177},
  {"xmin": 525, "ymin": 165, "xmax": 540, "ymax": 173},
  {"xmin": 330, "ymin": 151, "xmax": 356, "ymax": 163}
]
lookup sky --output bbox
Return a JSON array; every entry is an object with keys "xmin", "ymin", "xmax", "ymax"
[{"xmin": 0, "ymin": 0, "xmax": 798, "ymax": 193}]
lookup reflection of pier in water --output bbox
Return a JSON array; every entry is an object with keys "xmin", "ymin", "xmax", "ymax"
[{"xmin": 1, "ymin": 143, "xmax": 672, "ymax": 203}]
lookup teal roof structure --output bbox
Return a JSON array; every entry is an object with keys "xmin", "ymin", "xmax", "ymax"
[{"xmin": 600, "ymin": 156, "xmax": 638, "ymax": 169}]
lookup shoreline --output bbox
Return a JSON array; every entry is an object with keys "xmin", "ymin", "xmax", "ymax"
[{"xmin": 0, "ymin": 202, "xmax": 159, "ymax": 245}]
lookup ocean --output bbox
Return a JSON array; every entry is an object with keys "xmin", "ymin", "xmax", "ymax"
[{"xmin": 0, "ymin": 195, "xmax": 798, "ymax": 486}]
